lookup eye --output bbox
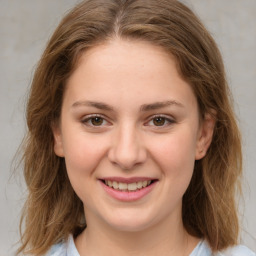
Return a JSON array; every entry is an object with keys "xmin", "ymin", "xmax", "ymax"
[
  {"xmin": 90, "ymin": 117, "xmax": 104, "ymax": 126},
  {"xmin": 81, "ymin": 115, "xmax": 109, "ymax": 127},
  {"xmin": 146, "ymin": 115, "xmax": 175, "ymax": 127},
  {"xmin": 152, "ymin": 117, "xmax": 166, "ymax": 126}
]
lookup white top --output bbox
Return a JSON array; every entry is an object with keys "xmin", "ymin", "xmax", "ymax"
[{"xmin": 46, "ymin": 235, "xmax": 256, "ymax": 256}]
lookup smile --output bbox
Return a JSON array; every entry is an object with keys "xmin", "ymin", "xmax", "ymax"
[
  {"xmin": 104, "ymin": 180, "xmax": 152, "ymax": 191},
  {"xmin": 100, "ymin": 177, "xmax": 158, "ymax": 202}
]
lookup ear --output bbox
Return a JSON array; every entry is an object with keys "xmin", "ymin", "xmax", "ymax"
[
  {"xmin": 52, "ymin": 122, "xmax": 65, "ymax": 157},
  {"xmin": 195, "ymin": 111, "xmax": 216, "ymax": 160}
]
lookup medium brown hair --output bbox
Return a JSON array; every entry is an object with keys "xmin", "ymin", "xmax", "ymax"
[{"xmin": 18, "ymin": 0, "xmax": 242, "ymax": 254}]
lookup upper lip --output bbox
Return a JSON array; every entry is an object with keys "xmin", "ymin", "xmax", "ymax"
[{"xmin": 100, "ymin": 176, "xmax": 157, "ymax": 183}]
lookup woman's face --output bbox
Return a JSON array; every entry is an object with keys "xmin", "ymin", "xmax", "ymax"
[{"xmin": 53, "ymin": 39, "xmax": 213, "ymax": 232}]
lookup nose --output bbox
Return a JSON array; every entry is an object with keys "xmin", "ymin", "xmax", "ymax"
[{"xmin": 108, "ymin": 124, "xmax": 147, "ymax": 170}]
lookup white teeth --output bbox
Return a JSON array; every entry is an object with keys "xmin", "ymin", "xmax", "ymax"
[
  {"xmin": 128, "ymin": 183, "xmax": 137, "ymax": 191},
  {"xmin": 112, "ymin": 181, "xmax": 118, "ymax": 189},
  {"xmin": 137, "ymin": 181, "xmax": 143, "ymax": 189},
  {"xmin": 142, "ymin": 181, "xmax": 147, "ymax": 188},
  {"xmin": 118, "ymin": 182, "xmax": 128, "ymax": 190},
  {"xmin": 104, "ymin": 180, "xmax": 153, "ymax": 191}
]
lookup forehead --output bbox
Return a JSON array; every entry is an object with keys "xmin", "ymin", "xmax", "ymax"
[
  {"xmin": 64, "ymin": 38, "xmax": 197, "ymax": 111},
  {"xmin": 74, "ymin": 38, "xmax": 178, "ymax": 77}
]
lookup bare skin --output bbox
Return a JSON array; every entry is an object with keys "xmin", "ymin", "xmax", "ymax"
[{"xmin": 53, "ymin": 38, "xmax": 214, "ymax": 256}]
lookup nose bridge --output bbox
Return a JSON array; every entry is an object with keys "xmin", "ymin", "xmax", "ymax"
[{"xmin": 108, "ymin": 122, "xmax": 146, "ymax": 170}]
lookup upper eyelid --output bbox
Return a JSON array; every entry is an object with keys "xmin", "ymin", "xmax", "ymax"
[
  {"xmin": 144, "ymin": 114, "xmax": 176, "ymax": 127},
  {"xmin": 81, "ymin": 113, "xmax": 175, "ymax": 120},
  {"xmin": 80, "ymin": 113, "xmax": 175, "ymax": 125},
  {"xmin": 82, "ymin": 113, "xmax": 107, "ymax": 120},
  {"xmin": 146, "ymin": 114, "xmax": 175, "ymax": 121},
  {"xmin": 151, "ymin": 114, "xmax": 173, "ymax": 118},
  {"xmin": 81, "ymin": 114, "xmax": 111, "ymax": 125}
]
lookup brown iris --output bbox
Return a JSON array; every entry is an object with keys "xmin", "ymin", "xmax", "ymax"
[
  {"xmin": 153, "ymin": 117, "xmax": 166, "ymax": 126},
  {"xmin": 91, "ymin": 117, "xmax": 104, "ymax": 126}
]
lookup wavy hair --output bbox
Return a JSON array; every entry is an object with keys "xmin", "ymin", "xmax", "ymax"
[{"xmin": 18, "ymin": 0, "xmax": 242, "ymax": 254}]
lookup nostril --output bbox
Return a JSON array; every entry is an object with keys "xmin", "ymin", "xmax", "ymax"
[{"xmin": 107, "ymin": 135, "xmax": 147, "ymax": 170}]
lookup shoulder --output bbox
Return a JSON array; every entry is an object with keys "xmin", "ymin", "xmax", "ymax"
[
  {"xmin": 219, "ymin": 244, "xmax": 256, "ymax": 256},
  {"xmin": 45, "ymin": 235, "xmax": 80, "ymax": 256},
  {"xmin": 191, "ymin": 240, "xmax": 255, "ymax": 256},
  {"xmin": 45, "ymin": 241, "xmax": 67, "ymax": 256}
]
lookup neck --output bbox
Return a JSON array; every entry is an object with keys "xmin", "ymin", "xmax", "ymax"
[{"xmin": 75, "ymin": 212, "xmax": 199, "ymax": 256}]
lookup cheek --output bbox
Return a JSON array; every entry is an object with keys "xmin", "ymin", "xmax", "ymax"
[
  {"xmin": 149, "ymin": 128, "xmax": 197, "ymax": 178},
  {"xmin": 62, "ymin": 132, "xmax": 108, "ymax": 179},
  {"xmin": 62, "ymin": 133, "xmax": 109, "ymax": 202},
  {"xmin": 145, "ymin": 129, "xmax": 198, "ymax": 217}
]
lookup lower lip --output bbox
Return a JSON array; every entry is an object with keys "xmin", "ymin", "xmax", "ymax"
[{"xmin": 100, "ymin": 181, "xmax": 157, "ymax": 202}]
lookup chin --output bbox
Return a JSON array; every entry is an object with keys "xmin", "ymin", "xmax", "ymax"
[{"xmin": 102, "ymin": 210, "xmax": 157, "ymax": 233}]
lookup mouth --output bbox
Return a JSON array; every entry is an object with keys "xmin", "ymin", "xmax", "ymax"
[
  {"xmin": 99, "ymin": 178, "xmax": 158, "ymax": 201},
  {"xmin": 102, "ymin": 179, "xmax": 156, "ymax": 192}
]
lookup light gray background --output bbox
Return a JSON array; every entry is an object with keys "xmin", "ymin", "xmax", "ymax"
[{"xmin": 0, "ymin": 0, "xmax": 255, "ymax": 255}]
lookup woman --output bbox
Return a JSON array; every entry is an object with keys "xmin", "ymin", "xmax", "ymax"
[{"xmin": 18, "ymin": 0, "xmax": 255, "ymax": 255}]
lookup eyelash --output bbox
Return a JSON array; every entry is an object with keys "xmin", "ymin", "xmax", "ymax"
[
  {"xmin": 145, "ymin": 115, "xmax": 175, "ymax": 128},
  {"xmin": 81, "ymin": 114, "xmax": 175, "ymax": 128},
  {"xmin": 81, "ymin": 114, "xmax": 110, "ymax": 127}
]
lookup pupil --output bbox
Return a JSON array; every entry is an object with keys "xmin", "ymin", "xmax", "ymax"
[
  {"xmin": 92, "ymin": 117, "xmax": 103, "ymax": 126},
  {"xmin": 153, "ymin": 117, "xmax": 165, "ymax": 126}
]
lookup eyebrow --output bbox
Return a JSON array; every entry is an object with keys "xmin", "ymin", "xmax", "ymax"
[
  {"xmin": 140, "ymin": 100, "xmax": 184, "ymax": 111},
  {"xmin": 72, "ymin": 100, "xmax": 114, "ymax": 111},
  {"xmin": 71, "ymin": 100, "xmax": 184, "ymax": 112}
]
